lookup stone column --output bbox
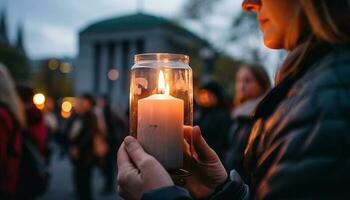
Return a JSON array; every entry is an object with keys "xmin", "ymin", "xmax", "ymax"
[
  {"xmin": 99, "ymin": 43, "xmax": 109, "ymax": 94},
  {"xmin": 75, "ymin": 39, "xmax": 95, "ymax": 94},
  {"xmin": 113, "ymin": 41, "xmax": 123, "ymax": 108}
]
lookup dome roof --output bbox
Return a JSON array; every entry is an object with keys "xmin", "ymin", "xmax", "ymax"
[{"xmin": 80, "ymin": 13, "xmax": 205, "ymax": 43}]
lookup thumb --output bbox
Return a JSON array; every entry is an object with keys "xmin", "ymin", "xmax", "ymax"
[
  {"xmin": 192, "ymin": 126, "xmax": 218, "ymax": 161},
  {"xmin": 124, "ymin": 136, "xmax": 156, "ymax": 171}
]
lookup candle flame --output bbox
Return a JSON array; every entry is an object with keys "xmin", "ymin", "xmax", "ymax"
[{"xmin": 158, "ymin": 70, "xmax": 170, "ymax": 95}]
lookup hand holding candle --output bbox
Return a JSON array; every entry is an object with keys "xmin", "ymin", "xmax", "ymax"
[{"xmin": 130, "ymin": 53, "xmax": 193, "ymax": 172}]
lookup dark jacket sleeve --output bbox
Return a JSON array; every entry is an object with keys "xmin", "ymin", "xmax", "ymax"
[
  {"xmin": 254, "ymin": 61, "xmax": 350, "ymax": 199},
  {"xmin": 141, "ymin": 171, "xmax": 249, "ymax": 200},
  {"xmin": 142, "ymin": 186, "xmax": 192, "ymax": 200},
  {"xmin": 210, "ymin": 170, "xmax": 249, "ymax": 200},
  {"xmin": 76, "ymin": 113, "xmax": 97, "ymax": 151}
]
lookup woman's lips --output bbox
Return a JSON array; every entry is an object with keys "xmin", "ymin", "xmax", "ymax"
[{"xmin": 258, "ymin": 18, "xmax": 269, "ymax": 31}]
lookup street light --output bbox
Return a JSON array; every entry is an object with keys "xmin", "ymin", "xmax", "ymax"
[{"xmin": 33, "ymin": 93, "xmax": 46, "ymax": 110}]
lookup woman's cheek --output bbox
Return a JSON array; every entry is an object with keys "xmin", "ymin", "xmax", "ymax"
[{"xmin": 262, "ymin": 24, "xmax": 284, "ymax": 49}]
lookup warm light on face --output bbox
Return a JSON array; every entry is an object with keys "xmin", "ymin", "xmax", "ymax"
[{"xmin": 158, "ymin": 70, "xmax": 170, "ymax": 95}]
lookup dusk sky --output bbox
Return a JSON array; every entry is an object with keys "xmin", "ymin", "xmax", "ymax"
[
  {"xmin": 2, "ymin": 0, "xmax": 188, "ymax": 59},
  {"xmin": 2, "ymin": 0, "xmax": 280, "ymax": 77}
]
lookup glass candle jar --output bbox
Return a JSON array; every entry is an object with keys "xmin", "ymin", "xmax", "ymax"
[{"xmin": 129, "ymin": 53, "xmax": 193, "ymax": 172}]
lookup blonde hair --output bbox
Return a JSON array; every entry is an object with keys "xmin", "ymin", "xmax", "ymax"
[
  {"xmin": 0, "ymin": 63, "xmax": 26, "ymax": 128},
  {"xmin": 276, "ymin": 0, "xmax": 350, "ymax": 84}
]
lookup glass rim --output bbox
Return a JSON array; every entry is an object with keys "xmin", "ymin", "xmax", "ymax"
[{"xmin": 134, "ymin": 53, "xmax": 189, "ymax": 64}]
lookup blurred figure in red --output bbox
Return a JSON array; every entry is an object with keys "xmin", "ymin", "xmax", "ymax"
[
  {"xmin": 0, "ymin": 63, "xmax": 26, "ymax": 200},
  {"xmin": 225, "ymin": 64, "xmax": 271, "ymax": 178},
  {"xmin": 15, "ymin": 85, "xmax": 48, "ymax": 200}
]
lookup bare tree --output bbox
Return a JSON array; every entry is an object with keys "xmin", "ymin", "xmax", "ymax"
[{"xmin": 181, "ymin": 0, "xmax": 265, "ymax": 63}]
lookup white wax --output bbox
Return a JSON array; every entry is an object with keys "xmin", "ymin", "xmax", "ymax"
[{"xmin": 137, "ymin": 94, "xmax": 184, "ymax": 170}]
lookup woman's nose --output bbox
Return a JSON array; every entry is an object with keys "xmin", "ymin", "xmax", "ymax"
[{"xmin": 242, "ymin": 0, "xmax": 261, "ymax": 12}]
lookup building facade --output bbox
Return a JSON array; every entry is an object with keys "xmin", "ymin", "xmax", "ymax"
[{"xmin": 75, "ymin": 13, "xmax": 207, "ymax": 112}]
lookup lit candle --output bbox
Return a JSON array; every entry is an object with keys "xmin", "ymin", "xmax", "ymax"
[{"xmin": 137, "ymin": 70, "xmax": 184, "ymax": 170}]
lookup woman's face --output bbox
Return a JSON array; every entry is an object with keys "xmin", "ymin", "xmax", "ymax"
[
  {"xmin": 242, "ymin": 0, "xmax": 300, "ymax": 49},
  {"xmin": 236, "ymin": 68, "xmax": 263, "ymax": 102}
]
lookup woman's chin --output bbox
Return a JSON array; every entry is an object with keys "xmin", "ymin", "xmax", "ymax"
[{"xmin": 263, "ymin": 36, "xmax": 284, "ymax": 50}]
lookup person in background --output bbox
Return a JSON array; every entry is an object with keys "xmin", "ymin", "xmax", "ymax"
[
  {"xmin": 65, "ymin": 94, "xmax": 97, "ymax": 200},
  {"xmin": 96, "ymin": 95, "xmax": 125, "ymax": 194},
  {"xmin": 195, "ymin": 81, "xmax": 232, "ymax": 161},
  {"xmin": 15, "ymin": 85, "xmax": 48, "ymax": 200},
  {"xmin": 43, "ymin": 96, "xmax": 59, "ymax": 165},
  {"xmin": 0, "ymin": 64, "xmax": 26, "ymax": 200},
  {"xmin": 225, "ymin": 64, "xmax": 271, "ymax": 178},
  {"xmin": 43, "ymin": 97, "xmax": 59, "ymax": 138}
]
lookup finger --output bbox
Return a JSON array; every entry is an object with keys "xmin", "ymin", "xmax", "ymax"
[
  {"xmin": 192, "ymin": 126, "xmax": 217, "ymax": 161},
  {"xmin": 117, "ymin": 142, "xmax": 135, "ymax": 171},
  {"xmin": 183, "ymin": 125, "xmax": 193, "ymax": 143},
  {"xmin": 124, "ymin": 136, "xmax": 155, "ymax": 171},
  {"xmin": 183, "ymin": 138, "xmax": 191, "ymax": 156},
  {"xmin": 117, "ymin": 142, "xmax": 144, "ymax": 198}
]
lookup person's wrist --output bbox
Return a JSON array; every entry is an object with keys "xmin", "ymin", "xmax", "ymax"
[
  {"xmin": 145, "ymin": 179, "xmax": 174, "ymax": 192},
  {"xmin": 142, "ymin": 185, "xmax": 191, "ymax": 200},
  {"xmin": 214, "ymin": 177, "xmax": 230, "ymax": 192}
]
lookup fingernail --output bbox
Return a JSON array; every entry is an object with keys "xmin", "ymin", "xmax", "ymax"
[
  {"xmin": 193, "ymin": 126, "xmax": 200, "ymax": 132},
  {"xmin": 124, "ymin": 136, "xmax": 136, "ymax": 148}
]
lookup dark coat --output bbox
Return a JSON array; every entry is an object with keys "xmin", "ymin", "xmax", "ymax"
[
  {"xmin": 66, "ymin": 110, "xmax": 97, "ymax": 164},
  {"xmin": 198, "ymin": 107, "xmax": 232, "ymax": 161},
  {"xmin": 225, "ymin": 97, "xmax": 263, "ymax": 180},
  {"xmin": 142, "ymin": 45, "xmax": 350, "ymax": 199}
]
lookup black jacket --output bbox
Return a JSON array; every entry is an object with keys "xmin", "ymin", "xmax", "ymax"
[
  {"xmin": 198, "ymin": 107, "xmax": 232, "ymax": 161},
  {"xmin": 142, "ymin": 46, "xmax": 350, "ymax": 199},
  {"xmin": 65, "ymin": 110, "xmax": 97, "ymax": 163},
  {"xmin": 225, "ymin": 97, "xmax": 263, "ymax": 180}
]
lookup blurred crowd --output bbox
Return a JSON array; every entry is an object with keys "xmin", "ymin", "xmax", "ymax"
[
  {"xmin": 0, "ymin": 63, "xmax": 127, "ymax": 200},
  {"xmin": 0, "ymin": 61, "xmax": 271, "ymax": 200}
]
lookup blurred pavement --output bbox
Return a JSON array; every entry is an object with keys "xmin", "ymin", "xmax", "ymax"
[{"xmin": 39, "ymin": 146, "xmax": 123, "ymax": 200}]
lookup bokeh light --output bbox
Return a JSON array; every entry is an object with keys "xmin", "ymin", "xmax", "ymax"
[
  {"xmin": 60, "ymin": 62, "xmax": 72, "ymax": 73},
  {"xmin": 61, "ymin": 101, "xmax": 72, "ymax": 112},
  {"xmin": 48, "ymin": 59, "xmax": 59, "ymax": 70},
  {"xmin": 107, "ymin": 69, "xmax": 119, "ymax": 80},
  {"xmin": 33, "ymin": 93, "xmax": 46, "ymax": 110}
]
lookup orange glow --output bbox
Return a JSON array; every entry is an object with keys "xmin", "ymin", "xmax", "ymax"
[
  {"xmin": 61, "ymin": 110, "xmax": 71, "ymax": 119},
  {"xmin": 36, "ymin": 104, "xmax": 45, "ymax": 110},
  {"xmin": 197, "ymin": 89, "xmax": 214, "ymax": 107},
  {"xmin": 158, "ymin": 70, "xmax": 170, "ymax": 95}
]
